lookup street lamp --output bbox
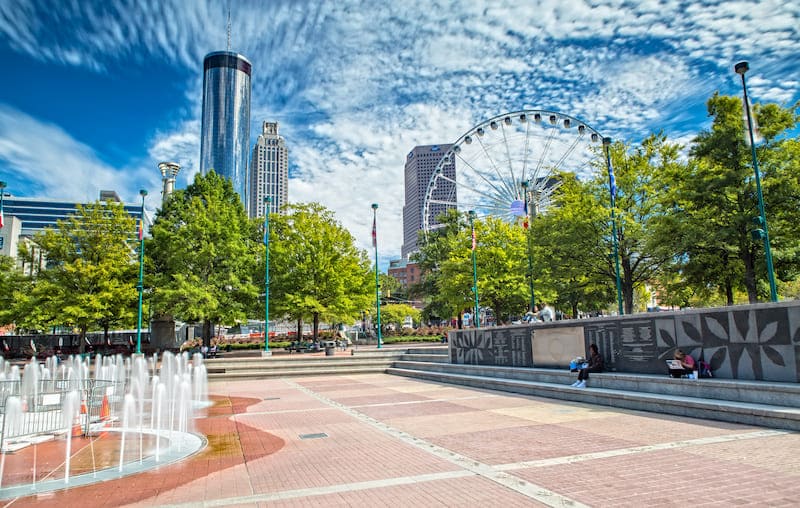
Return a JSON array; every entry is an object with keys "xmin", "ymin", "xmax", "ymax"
[
  {"xmin": 603, "ymin": 138, "xmax": 624, "ymax": 315},
  {"xmin": 371, "ymin": 203, "xmax": 382, "ymax": 348},
  {"xmin": 263, "ymin": 196, "xmax": 272, "ymax": 356},
  {"xmin": 520, "ymin": 180, "xmax": 535, "ymax": 313},
  {"xmin": 468, "ymin": 210, "xmax": 480, "ymax": 328},
  {"xmin": 0, "ymin": 181, "xmax": 6, "ymax": 232},
  {"xmin": 735, "ymin": 61, "xmax": 778, "ymax": 302},
  {"xmin": 135, "ymin": 189, "xmax": 148, "ymax": 355}
]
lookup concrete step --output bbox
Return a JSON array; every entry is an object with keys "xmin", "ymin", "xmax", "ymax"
[
  {"xmin": 209, "ymin": 365, "xmax": 387, "ymax": 380},
  {"xmin": 391, "ymin": 361, "xmax": 800, "ymax": 407},
  {"xmin": 399, "ymin": 354, "xmax": 450, "ymax": 363},
  {"xmin": 386, "ymin": 364, "xmax": 800, "ymax": 431}
]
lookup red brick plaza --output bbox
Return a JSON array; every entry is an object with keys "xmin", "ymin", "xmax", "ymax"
[{"xmin": 10, "ymin": 373, "xmax": 800, "ymax": 507}]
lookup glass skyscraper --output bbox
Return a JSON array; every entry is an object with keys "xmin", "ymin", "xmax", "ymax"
[{"xmin": 200, "ymin": 51, "xmax": 252, "ymax": 211}]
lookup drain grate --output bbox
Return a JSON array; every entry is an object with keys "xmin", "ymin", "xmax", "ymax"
[{"xmin": 299, "ymin": 433, "xmax": 328, "ymax": 440}]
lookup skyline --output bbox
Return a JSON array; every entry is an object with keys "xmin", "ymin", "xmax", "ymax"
[{"xmin": 0, "ymin": 0, "xmax": 798, "ymax": 268}]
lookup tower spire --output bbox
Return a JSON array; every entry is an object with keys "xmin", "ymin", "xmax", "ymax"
[{"xmin": 226, "ymin": 7, "xmax": 231, "ymax": 51}]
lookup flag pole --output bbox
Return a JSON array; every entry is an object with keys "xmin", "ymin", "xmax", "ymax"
[
  {"xmin": 371, "ymin": 204, "xmax": 382, "ymax": 348},
  {"xmin": 136, "ymin": 189, "xmax": 148, "ymax": 355},
  {"xmin": 603, "ymin": 139, "xmax": 624, "ymax": 315}
]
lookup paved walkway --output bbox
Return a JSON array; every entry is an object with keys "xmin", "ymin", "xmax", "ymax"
[{"xmin": 10, "ymin": 373, "xmax": 800, "ymax": 507}]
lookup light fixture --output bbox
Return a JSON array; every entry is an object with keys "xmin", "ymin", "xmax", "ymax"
[
  {"xmin": 490, "ymin": 121, "xmax": 498, "ymax": 130},
  {"xmin": 464, "ymin": 135, "xmax": 472, "ymax": 144},
  {"xmin": 476, "ymin": 127, "xmax": 485, "ymax": 136}
]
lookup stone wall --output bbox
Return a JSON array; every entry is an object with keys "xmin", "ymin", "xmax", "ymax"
[{"xmin": 448, "ymin": 301, "xmax": 800, "ymax": 382}]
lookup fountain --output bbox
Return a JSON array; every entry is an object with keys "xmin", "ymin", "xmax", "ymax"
[{"xmin": 0, "ymin": 351, "xmax": 208, "ymax": 500}]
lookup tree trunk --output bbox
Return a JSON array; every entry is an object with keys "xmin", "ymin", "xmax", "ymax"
[
  {"xmin": 203, "ymin": 320, "xmax": 212, "ymax": 347},
  {"xmin": 78, "ymin": 326, "xmax": 87, "ymax": 354},
  {"xmin": 312, "ymin": 313, "xmax": 320, "ymax": 340},
  {"xmin": 296, "ymin": 318, "xmax": 303, "ymax": 342},
  {"xmin": 725, "ymin": 282, "xmax": 734, "ymax": 306},
  {"xmin": 743, "ymin": 252, "xmax": 758, "ymax": 304}
]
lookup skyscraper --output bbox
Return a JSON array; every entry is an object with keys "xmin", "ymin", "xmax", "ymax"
[
  {"xmin": 249, "ymin": 121, "xmax": 288, "ymax": 217},
  {"xmin": 401, "ymin": 144, "xmax": 455, "ymax": 258},
  {"xmin": 200, "ymin": 51, "xmax": 252, "ymax": 211}
]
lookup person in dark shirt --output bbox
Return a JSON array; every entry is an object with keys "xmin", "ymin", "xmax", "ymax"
[{"xmin": 572, "ymin": 343, "xmax": 604, "ymax": 388}]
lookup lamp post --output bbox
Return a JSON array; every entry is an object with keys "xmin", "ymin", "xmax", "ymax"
[
  {"xmin": 0, "ymin": 181, "xmax": 6, "ymax": 232},
  {"xmin": 372, "ymin": 204, "xmax": 382, "ymax": 348},
  {"xmin": 520, "ymin": 180, "xmax": 535, "ymax": 313},
  {"xmin": 263, "ymin": 196, "xmax": 272, "ymax": 355},
  {"xmin": 603, "ymin": 138, "xmax": 624, "ymax": 315},
  {"xmin": 135, "ymin": 189, "xmax": 148, "ymax": 355},
  {"xmin": 468, "ymin": 210, "xmax": 480, "ymax": 328},
  {"xmin": 735, "ymin": 61, "xmax": 778, "ymax": 302}
]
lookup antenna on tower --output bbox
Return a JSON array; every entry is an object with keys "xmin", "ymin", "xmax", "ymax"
[{"xmin": 226, "ymin": 7, "xmax": 231, "ymax": 51}]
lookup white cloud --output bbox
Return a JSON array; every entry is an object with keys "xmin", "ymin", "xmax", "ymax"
[
  {"xmin": 0, "ymin": 105, "xmax": 161, "ymax": 206},
  {"xmin": 0, "ymin": 0, "xmax": 799, "ymax": 264}
]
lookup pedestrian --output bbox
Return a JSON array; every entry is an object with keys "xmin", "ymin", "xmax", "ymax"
[{"xmin": 571, "ymin": 344, "xmax": 604, "ymax": 388}]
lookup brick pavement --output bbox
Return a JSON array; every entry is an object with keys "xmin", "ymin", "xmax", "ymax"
[{"xmin": 5, "ymin": 373, "xmax": 799, "ymax": 507}]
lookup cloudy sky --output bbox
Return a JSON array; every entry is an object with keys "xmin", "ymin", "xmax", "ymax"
[{"xmin": 0, "ymin": 0, "xmax": 798, "ymax": 267}]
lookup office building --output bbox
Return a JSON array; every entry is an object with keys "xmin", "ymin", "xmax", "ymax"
[
  {"xmin": 401, "ymin": 144, "xmax": 456, "ymax": 258},
  {"xmin": 0, "ymin": 192, "xmax": 150, "ymax": 263},
  {"xmin": 199, "ymin": 51, "xmax": 252, "ymax": 212},
  {"xmin": 249, "ymin": 121, "xmax": 288, "ymax": 217}
]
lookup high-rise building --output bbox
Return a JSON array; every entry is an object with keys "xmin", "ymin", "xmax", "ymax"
[
  {"xmin": 249, "ymin": 121, "xmax": 288, "ymax": 217},
  {"xmin": 401, "ymin": 144, "xmax": 455, "ymax": 258},
  {"xmin": 199, "ymin": 51, "xmax": 252, "ymax": 212}
]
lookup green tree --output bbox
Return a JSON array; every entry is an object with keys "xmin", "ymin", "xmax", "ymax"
[
  {"xmin": 269, "ymin": 203, "xmax": 372, "ymax": 340},
  {"xmin": 414, "ymin": 211, "xmax": 528, "ymax": 325},
  {"xmin": 148, "ymin": 171, "xmax": 260, "ymax": 345},
  {"xmin": 380, "ymin": 303, "xmax": 421, "ymax": 330},
  {"xmin": 531, "ymin": 172, "xmax": 613, "ymax": 317},
  {"xmin": 661, "ymin": 94, "xmax": 799, "ymax": 303},
  {"xmin": 31, "ymin": 201, "xmax": 139, "ymax": 350}
]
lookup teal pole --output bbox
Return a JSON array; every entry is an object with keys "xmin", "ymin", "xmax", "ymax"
[
  {"xmin": 264, "ymin": 196, "xmax": 271, "ymax": 351},
  {"xmin": 603, "ymin": 139, "xmax": 624, "ymax": 315},
  {"xmin": 521, "ymin": 180, "xmax": 535, "ymax": 312},
  {"xmin": 136, "ymin": 189, "xmax": 148, "ymax": 354},
  {"xmin": 469, "ymin": 210, "xmax": 480, "ymax": 328},
  {"xmin": 736, "ymin": 61, "xmax": 778, "ymax": 302},
  {"xmin": 372, "ymin": 204, "xmax": 382, "ymax": 348},
  {"xmin": 0, "ymin": 181, "xmax": 6, "ymax": 231}
]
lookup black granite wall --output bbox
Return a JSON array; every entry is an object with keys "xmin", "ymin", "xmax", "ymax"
[{"xmin": 449, "ymin": 301, "xmax": 800, "ymax": 382}]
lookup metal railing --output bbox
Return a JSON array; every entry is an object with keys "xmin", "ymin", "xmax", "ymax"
[{"xmin": 0, "ymin": 379, "xmax": 125, "ymax": 452}]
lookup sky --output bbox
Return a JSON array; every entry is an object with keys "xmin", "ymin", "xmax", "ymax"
[{"xmin": 0, "ymin": 0, "xmax": 798, "ymax": 269}]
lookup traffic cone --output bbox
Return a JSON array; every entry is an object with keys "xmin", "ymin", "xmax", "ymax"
[{"xmin": 100, "ymin": 395, "xmax": 110, "ymax": 421}]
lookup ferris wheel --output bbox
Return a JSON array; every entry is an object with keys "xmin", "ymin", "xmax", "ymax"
[{"xmin": 422, "ymin": 109, "xmax": 606, "ymax": 236}]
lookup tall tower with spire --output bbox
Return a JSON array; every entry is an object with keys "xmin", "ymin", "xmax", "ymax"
[{"xmin": 199, "ymin": 14, "xmax": 252, "ymax": 212}]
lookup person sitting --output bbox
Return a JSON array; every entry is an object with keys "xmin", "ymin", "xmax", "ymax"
[
  {"xmin": 670, "ymin": 349, "xmax": 696, "ymax": 378},
  {"xmin": 571, "ymin": 343, "xmax": 604, "ymax": 388}
]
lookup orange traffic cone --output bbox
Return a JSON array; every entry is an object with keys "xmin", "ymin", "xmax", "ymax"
[{"xmin": 100, "ymin": 395, "xmax": 110, "ymax": 421}]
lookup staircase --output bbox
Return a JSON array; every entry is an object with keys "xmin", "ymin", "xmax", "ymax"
[
  {"xmin": 205, "ymin": 347, "xmax": 412, "ymax": 380},
  {"xmin": 386, "ymin": 359, "xmax": 800, "ymax": 431}
]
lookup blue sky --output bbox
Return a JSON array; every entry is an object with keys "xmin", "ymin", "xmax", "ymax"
[{"xmin": 1, "ymin": 0, "xmax": 798, "ymax": 267}]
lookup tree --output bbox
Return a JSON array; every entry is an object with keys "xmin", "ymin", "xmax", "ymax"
[
  {"xmin": 31, "ymin": 201, "xmax": 139, "ymax": 350},
  {"xmin": 663, "ymin": 94, "xmax": 799, "ymax": 303},
  {"xmin": 148, "ymin": 171, "xmax": 260, "ymax": 345},
  {"xmin": 380, "ymin": 303, "xmax": 421, "ymax": 331},
  {"xmin": 531, "ymin": 172, "xmax": 613, "ymax": 317},
  {"xmin": 269, "ymin": 203, "xmax": 372, "ymax": 340},
  {"xmin": 414, "ymin": 211, "xmax": 528, "ymax": 325}
]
